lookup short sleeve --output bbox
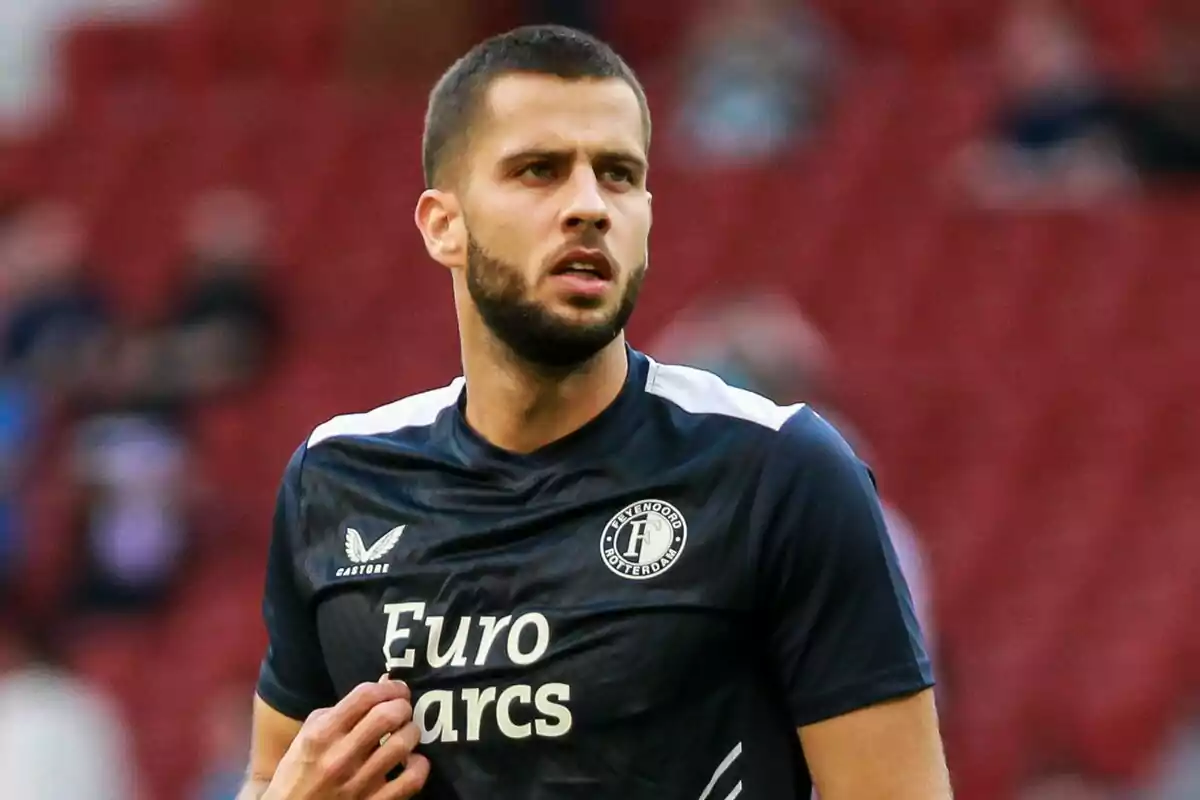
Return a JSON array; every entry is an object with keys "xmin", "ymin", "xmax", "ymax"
[
  {"xmin": 255, "ymin": 443, "xmax": 337, "ymax": 720},
  {"xmin": 754, "ymin": 407, "xmax": 933, "ymax": 727}
]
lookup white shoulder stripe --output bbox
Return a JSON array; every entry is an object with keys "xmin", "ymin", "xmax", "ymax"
[
  {"xmin": 645, "ymin": 359, "xmax": 803, "ymax": 432},
  {"xmin": 307, "ymin": 378, "xmax": 465, "ymax": 449}
]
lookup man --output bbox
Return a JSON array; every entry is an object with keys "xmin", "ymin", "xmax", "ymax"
[{"xmin": 240, "ymin": 25, "xmax": 950, "ymax": 800}]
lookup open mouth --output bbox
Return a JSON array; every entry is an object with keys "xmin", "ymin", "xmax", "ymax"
[{"xmin": 550, "ymin": 249, "xmax": 614, "ymax": 281}]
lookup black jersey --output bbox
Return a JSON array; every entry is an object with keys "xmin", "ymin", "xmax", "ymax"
[{"xmin": 256, "ymin": 347, "xmax": 933, "ymax": 799}]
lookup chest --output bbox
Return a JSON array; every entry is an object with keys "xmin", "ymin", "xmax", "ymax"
[{"xmin": 303, "ymin": 461, "xmax": 760, "ymax": 743}]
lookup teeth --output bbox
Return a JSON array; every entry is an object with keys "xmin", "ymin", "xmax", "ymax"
[{"xmin": 565, "ymin": 262, "xmax": 595, "ymax": 273}]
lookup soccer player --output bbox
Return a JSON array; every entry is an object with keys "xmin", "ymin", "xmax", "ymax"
[{"xmin": 239, "ymin": 24, "xmax": 950, "ymax": 800}]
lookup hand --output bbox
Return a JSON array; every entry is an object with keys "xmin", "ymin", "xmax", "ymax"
[{"xmin": 265, "ymin": 678, "xmax": 429, "ymax": 800}]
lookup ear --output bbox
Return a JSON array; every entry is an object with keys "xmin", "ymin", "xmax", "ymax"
[{"xmin": 414, "ymin": 189, "xmax": 466, "ymax": 270}]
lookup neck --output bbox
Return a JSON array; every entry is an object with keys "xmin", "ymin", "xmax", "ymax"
[{"xmin": 461, "ymin": 334, "xmax": 629, "ymax": 454}]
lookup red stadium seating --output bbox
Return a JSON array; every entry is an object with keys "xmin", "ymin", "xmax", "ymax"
[{"xmin": 5, "ymin": 4, "xmax": 1198, "ymax": 798}]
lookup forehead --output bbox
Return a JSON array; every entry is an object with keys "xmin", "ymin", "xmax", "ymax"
[{"xmin": 473, "ymin": 73, "xmax": 647, "ymax": 161}]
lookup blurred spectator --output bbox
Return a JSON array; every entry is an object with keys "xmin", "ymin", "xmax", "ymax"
[
  {"xmin": 1, "ymin": 199, "xmax": 112, "ymax": 399},
  {"xmin": 649, "ymin": 291, "xmax": 935, "ymax": 650},
  {"xmin": 672, "ymin": 0, "xmax": 840, "ymax": 164},
  {"xmin": 1109, "ymin": 6, "xmax": 1200, "ymax": 180},
  {"xmin": 648, "ymin": 290, "xmax": 832, "ymax": 404},
  {"xmin": 955, "ymin": 0, "xmax": 1132, "ymax": 208},
  {"xmin": 0, "ymin": 616, "xmax": 138, "ymax": 799},
  {"xmin": 63, "ymin": 188, "xmax": 276, "ymax": 616},
  {"xmin": 192, "ymin": 682, "xmax": 253, "ymax": 800},
  {"xmin": 73, "ymin": 188, "xmax": 277, "ymax": 418},
  {"xmin": 1018, "ymin": 766, "xmax": 1123, "ymax": 800},
  {"xmin": 0, "ymin": 377, "xmax": 33, "ymax": 593},
  {"xmin": 166, "ymin": 187, "xmax": 278, "ymax": 402},
  {"xmin": 878, "ymin": 500, "xmax": 933, "ymax": 653},
  {"xmin": 67, "ymin": 411, "xmax": 191, "ymax": 615},
  {"xmin": 1137, "ymin": 711, "xmax": 1200, "ymax": 799},
  {"xmin": 0, "ymin": 200, "xmax": 109, "ymax": 592},
  {"xmin": 0, "ymin": 199, "xmax": 185, "ymax": 618}
]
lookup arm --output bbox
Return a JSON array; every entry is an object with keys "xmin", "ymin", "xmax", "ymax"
[
  {"xmin": 800, "ymin": 689, "xmax": 950, "ymax": 799},
  {"xmin": 239, "ymin": 443, "xmax": 428, "ymax": 799},
  {"xmin": 756, "ymin": 408, "xmax": 950, "ymax": 799},
  {"xmin": 239, "ymin": 443, "xmax": 335, "ymax": 797},
  {"xmin": 239, "ymin": 682, "xmax": 427, "ymax": 800},
  {"xmin": 237, "ymin": 696, "xmax": 304, "ymax": 799}
]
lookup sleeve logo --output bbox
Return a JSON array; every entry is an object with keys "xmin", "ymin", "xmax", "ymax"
[{"xmin": 337, "ymin": 525, "xmax": 406, "ymax": 577}]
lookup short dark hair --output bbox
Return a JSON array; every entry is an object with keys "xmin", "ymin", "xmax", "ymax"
[{"xmin": 421, "ymin": 25, "xmax": 650, "ymax": 189}]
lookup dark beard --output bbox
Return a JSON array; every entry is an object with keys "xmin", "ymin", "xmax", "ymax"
[{"xmin": 465, "ymin": 235, "xmax": 644, "ymax": 372}]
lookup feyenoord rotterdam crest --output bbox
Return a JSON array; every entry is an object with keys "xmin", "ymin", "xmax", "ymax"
[{"xmin": 601, "ymin": 500, "xmax": 687, "ymax": 580}]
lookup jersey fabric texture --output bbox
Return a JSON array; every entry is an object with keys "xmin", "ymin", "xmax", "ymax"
[{"xmin": 256, "ymin": 347, "xmax": 933, "ymax": 799}]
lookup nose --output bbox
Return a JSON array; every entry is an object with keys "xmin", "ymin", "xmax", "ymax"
[{"xmin": 561, "ymin": 170, "xmax": 611, "ymax": 235}]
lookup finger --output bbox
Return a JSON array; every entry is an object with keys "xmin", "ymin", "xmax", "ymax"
[
  {"xmin": 345, "ymin": 721, "xmax": 422, "ymax": 797},
  {"xmin": 307, "ymin": 696, "xmax": 412, "ymax": 787},
  {"xmin": 323, "ymin": 680, "xmax": 410, "ymax": 733},
  {"xmin": 368, "ymin": 753, "xmax": 431, "ymax": 800},
  {"xmin": 321, "ymin": 695, "xmax": 412, "ymax": 780},
  {"xmin": 345, "ymin": 697, "xmax": 414, "ymax": 755},
  {"xmin": 294, "ymin": 707, "xmax": 334, "ymax": 752}
]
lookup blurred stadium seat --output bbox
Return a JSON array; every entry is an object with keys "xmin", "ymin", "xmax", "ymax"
[{"xmin": 1, "ymin": 2, "xmax": 1196, "ymax": 797}]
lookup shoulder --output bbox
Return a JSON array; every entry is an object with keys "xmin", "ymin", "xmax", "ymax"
[
  {"xmin": 643, "ymin": 357, "xmax": 860, "ymax": 473},
  {"xmin": 759, "ymin": 407, "xmax": 880, "ymax": 524},
  {"xmin": 774, "ymin": 405, "xmax": 865, "ymax": 475},
  {"xmin": 643, "ymin": 357, "xmax": 805, "ymax": 432},
  {"xmin": 305, "ymin": 378, "xmax": 464, "ymax": 450}
]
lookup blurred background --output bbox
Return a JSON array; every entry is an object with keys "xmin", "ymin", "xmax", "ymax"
[{"xmin": 0, "ymin": 0, "xmax": 1197, "ymax": 798}]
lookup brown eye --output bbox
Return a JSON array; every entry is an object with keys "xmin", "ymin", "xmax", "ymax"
[
  {"xmin": 601, "ymin": 166, "xmax": 634, "ymax": 184},
  {"xmin": 520, "ymin": 162, "xmax": 556, "ymax": 180}
]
